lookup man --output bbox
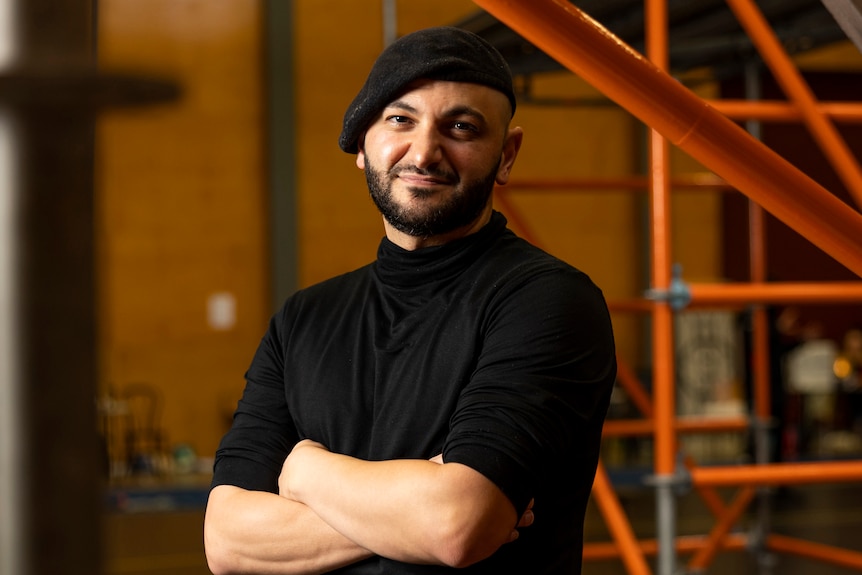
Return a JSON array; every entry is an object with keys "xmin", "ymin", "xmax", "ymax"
[{"xmin": 204, "ymin": 26, "xmax": 616, "ymax": 574}]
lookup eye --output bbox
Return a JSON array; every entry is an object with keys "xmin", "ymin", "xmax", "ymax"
[
  {"xmin": 453, "ymin": 121, "xmax": 479, "ymax": 133},
  {"xmin": 386, "ymin": 115, "xmax": 412, "ymax": 125},
  {"xmin": 449, "ymin": 121, "xmax": 481, "ymax": 140}
]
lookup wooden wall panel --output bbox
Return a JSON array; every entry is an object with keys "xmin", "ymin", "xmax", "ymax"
[{"xmin": 96, "ymin": 0, "xmax": 267, "ymax": 462}]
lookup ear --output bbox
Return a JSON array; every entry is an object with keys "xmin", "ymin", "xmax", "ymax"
[
  {"xmin": 495, "ymin": 126, "xmax": 523, "ymax": 186},
  {"xmin": 355, "ymin": 135, "xmax": 367, "ymax": 170}
]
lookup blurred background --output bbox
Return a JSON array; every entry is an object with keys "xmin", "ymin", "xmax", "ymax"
[{"xmin": 1, "ymin": 0, "xmax": 861, "ymax": 574}]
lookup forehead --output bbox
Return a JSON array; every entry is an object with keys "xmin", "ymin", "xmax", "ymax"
[{"xmin": 385, "ymin": 79, "xmax": 512, "ymax": 118}]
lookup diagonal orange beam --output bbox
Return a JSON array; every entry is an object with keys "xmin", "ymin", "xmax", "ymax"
[
  {"xmin": 471, "ymin": 0, "xmax": 862, "ymax": 278},
  {"xmin": 683, "ymin": 455, "xmax": 729, "ymax": 518},
  {"xmin": 687, "ymin": 486, "xmax": 756, "ymax": 572},
  {"xmin": 767, "ymin": 534, "xmax": 862, "ymax": 571},
  {"xmin": 584, "ymin": 533, "xmax": 749, "ymax": 560},
  {"xmin": 614, "ymin": 355, "xmax": 654, "ymax": 418},
  {"xmin": 491, "ymin": 188, "xmax": 541, "ymax": 247},
  {"xmin": 591, "ymin": 462, "xmax": 653, "ymax": 575},
  {"xmin": 725, "ymin": 0, "xmax": 862, "ymax": 209}
]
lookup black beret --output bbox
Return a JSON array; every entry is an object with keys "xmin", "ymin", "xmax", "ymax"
[{"xmin": 338, "ymin": 26, "xmax": 516, "ymax": 154}]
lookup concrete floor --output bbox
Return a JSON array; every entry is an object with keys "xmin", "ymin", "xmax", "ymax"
[{"xmin": 582, "ymin": 482, "xmax": 862, "ymax": 575}]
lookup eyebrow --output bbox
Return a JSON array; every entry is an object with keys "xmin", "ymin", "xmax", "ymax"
[
  {"xmin": 385, "ymin": 100, "xmax": 488, "ymax": 123},
  {"xmin": 385, "ymin": 99, "xmax": 419, "ymax": 114}
]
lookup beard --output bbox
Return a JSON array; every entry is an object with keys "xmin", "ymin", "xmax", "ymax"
[{"xmin": 365, "ymin": 159, "xmax": 499, "ymax": 239}]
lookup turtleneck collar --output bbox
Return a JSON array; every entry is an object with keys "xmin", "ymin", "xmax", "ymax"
[{"xmin": 374, "ymin": 210, "xmax": 509, "ymax": 289}]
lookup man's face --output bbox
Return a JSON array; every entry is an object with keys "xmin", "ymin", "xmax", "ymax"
[{"xmin": 356, "ymin": 80, "xmax": 521, "ymax": 243}]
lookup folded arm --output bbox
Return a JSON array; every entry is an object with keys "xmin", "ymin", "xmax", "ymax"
[
  {"xmin": 279, "ymin": 439, "xmax": 528, "ymax": 568},
  {"xmin": 204, "ymin": 484, "xmax": 373, "ymax": 575}
]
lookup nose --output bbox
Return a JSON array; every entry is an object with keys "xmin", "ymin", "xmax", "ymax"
[{"xmin": 409, "ymin": 125, "xmax": 443, "ymax": 168}]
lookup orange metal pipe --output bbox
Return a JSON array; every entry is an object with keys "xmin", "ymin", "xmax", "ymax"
[
  {"xmin": 602, "ymin": 416, "xmax": 749, "ymax": 437},
  {"xmin": 713, "ymin": 100, "xmax": 862, "ymax": 124},
  {"xmin": 749, "ymin": 202, "xmax": 766, "ymax": 286},
  {"xmin": 684, "ymin": 455, "xmax": 729, "ymax": 518},
  {"xmin": 687, "ymin": 486, "xmax": 756, "ymax": 571},
  {"xmin": 503, "ymin": 174, "xmax": 732, "ymax": 191},
  {"xmin": 471, "ymin": 0, "xmax": 862, "ymax": 278},
  {"xmin": 607, "ymin": 298, "xmax": 653, "ymax": 313},
  {"xmin": 583, "ymin": 533, "xmax": 749, "ymax": 560},
  {"xmin": 689, "ymin": 281, "xmax": 862, "ymax": 305},
  {"xmin": 651, "ymin": 238, "xmax": 676, "ymax": 475},
  {"xmin": 692, "ymin": 485, "xmax": 728, "ymax": 521},
  {"xmin": 726, "ymin": 0, "xmax": 862, "ymax": 209},
  {"xmin": 675, "ymin": 416, "xmax": 750, "ymax": 433},
  {"xmin": 591, "ymin": 462, "xmax": 652, "ymax": 575},
  {"xmin": 492, "ymin": 188, "xmax": 541, "ymax": 247},
  {"xmin": 690, "ymin": 460, "xmax": 862, "ymax": 486},
  {"xmin": 602, "ymin": 419, "xmax": 655, "ymax": 437},
  {"xmin": 767, "ymin": 534, "xmax": 862, "ymax": 570},
  {"xmin": 751, "ymin": 305, "xmax": 771, "ymax": 421},
  {"xmin": 615, "ymin": 355, "xmax": 654, "ymax": 418},
  {"xmin": 611, "ymin": 279, "xmax": 862, "ymax": 312},
  {"xmin": 645, "ymin": 0, "xmax": 676, "ymax": 480},
  {"xmin": 648, "ymin": 130, "xmax": 677, "ymax": 471},
  {"xmin": 748, "ymin": 201, "xmax": 771, "ymax": 422}
]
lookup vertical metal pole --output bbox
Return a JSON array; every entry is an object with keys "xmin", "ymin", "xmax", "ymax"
[
  {"xmin": 646, "ymin": 0, "xmax": 678, "ymax": 573},
  {"xmin": 265, "ymin": 0, "xmax": 299, "ymax": 309},
  {"xmin": 0, "ymin": 1, "xmax": 24, "ymax": 572},
  {"xmin": 744, "ymin": 61, "xmax": 776, "ymax": 575},
  {"xmin": 656, "ymin": 484, "xmax": 677, "ymax": 573},
  {"xmin": 382, "ymin": 0, "xmax": 397, "ymax": 47},
  {"xmin": 744, "ymin": 63, "xmax": 768, "ymax": 459},
  {"xmin": 1, "ymin": 1, "xmax": 101, "ymax": 574},
  {"xmin": 0, "ymin": 98, "xmax": 24, "ymax": 575}
]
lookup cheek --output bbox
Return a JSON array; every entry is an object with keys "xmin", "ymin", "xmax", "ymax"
[
  {"xmin": 457, "ymin": 150, "xmax": 498, "ymax": 179},
  {"xmin": 376, "ymin": 141, "xmax": 404, "ymax": 168},
  {"xmin": 364, "ymin": 132, "xmax": 407, "ymax": 168}
]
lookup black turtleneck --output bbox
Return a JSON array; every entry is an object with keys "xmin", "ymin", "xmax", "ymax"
[{"xmin": 213, "ymin": 211, "xmax": 616, "ymax": 574}]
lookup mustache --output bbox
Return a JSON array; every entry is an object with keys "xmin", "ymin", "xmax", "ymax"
[{"xmin": 391, "ymin": 165, "xmax": 458, "ymax": 183}]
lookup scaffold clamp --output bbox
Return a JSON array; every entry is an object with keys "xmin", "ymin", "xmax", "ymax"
[
  {"xmin": 644, "ymin": 263, "xmax": 691, "ymax": 310},
  {"xmin": 643, "ymin": 452, "xmax": 693, "ymax": 496}
]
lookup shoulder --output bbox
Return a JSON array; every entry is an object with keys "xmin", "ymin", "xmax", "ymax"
[
  {"xmin": 261, "ymin": 263, "xmax": 376, "ymax": 346},
  {"xmin": 280, "ymin": 263, "xmax": 375, "ymax": 311},
  {"xmin": 484, "ymin": 231, "xmax": 605, "ymax": 303}
]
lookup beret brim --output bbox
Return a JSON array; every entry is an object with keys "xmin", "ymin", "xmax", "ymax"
[{"xmin": 338, "ymin": 26, "xmax": 516, "ymax": 154}]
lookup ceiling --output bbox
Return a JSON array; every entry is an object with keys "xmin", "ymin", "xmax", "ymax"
[{"xmin": 454, "ymin": 0, "xmax": 853, "ymax": 81}]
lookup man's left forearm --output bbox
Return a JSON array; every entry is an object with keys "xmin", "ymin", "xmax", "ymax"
[{"xmin": 279, "ymin": 439, "xmax": 521, "ymax": 568}]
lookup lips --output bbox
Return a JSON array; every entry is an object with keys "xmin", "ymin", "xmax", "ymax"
[
  {"xmin": 399, "ymin": 173, "xmax": 448, "ymax": 186},
  {"xmin": 394, "ymin": 168, "xmax": 456, "ymax": 187}
]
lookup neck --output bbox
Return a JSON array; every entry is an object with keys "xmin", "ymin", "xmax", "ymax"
[{"xmin": 383, "ymin": 206, "xmax": 493, "ymax": 251}]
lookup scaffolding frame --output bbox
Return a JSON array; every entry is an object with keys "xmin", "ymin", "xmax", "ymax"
[{"xmin": 472, "ymin": 0, "xmax": 862, "ymax": 573}]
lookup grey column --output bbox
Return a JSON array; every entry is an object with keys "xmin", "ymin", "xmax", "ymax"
[
  {"xmin": 0, "ymin": 2, "xmax": 100, "ymax": 573},
  {"xmin": 0, "ymin": 1, "xmax": 176, "ymax": 573}
]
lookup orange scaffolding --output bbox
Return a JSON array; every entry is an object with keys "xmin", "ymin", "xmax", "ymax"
[{"xmin": 472, "ymin": 0, "xmax": 862, "ymax": 573}]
